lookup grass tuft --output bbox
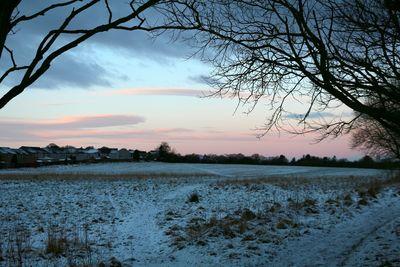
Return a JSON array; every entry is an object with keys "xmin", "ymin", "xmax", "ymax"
[
  {"xmin": 241, "ymin": 209, "xmax": 257, "ymax": 221},
  {"xmin": 187, "ymin": 192, "xmax": 200, "ymax": 203}
]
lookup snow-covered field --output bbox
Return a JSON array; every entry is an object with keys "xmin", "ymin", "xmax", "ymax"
[{"xmin": 0, "ymin": 162, "xmax": 399, "ymax": 266}]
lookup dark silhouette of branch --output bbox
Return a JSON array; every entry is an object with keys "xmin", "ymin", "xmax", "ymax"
[
  {"xmin": 0, "ymin": 0, "xmax": 201, "ymax": 109},
  {"xmin": 10, "ymin": 0, "xmax": 80, "ymax": 28},
  {"xmin": 166, "ymin": 0, "xmax": 400, "ymax": 139},
  {"xmin": 351, "ymin": 115, "xmax": 400, "ymax": 159}
]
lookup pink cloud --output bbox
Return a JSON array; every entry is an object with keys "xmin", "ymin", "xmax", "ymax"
[
  {"xmin": 1, "ymin": 114, "xmax": 145, "ymax": 130},
  {"xmin": 55, "ymin": 114, "xmax": 145, "ymax": 129},
  {"xmin": 0, "ymin": 115, "xmax": 358, "ymax": 159},
  {"xmin": 34, "ymin": 128, "xmax": 193, "ymax": 140}
]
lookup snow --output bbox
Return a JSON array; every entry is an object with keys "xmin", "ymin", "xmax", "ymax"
[
  {"xmin": 271, "ymin": 191, "xmax": 400, "ymax": 266},
  {"xmin": 0, "ymin": 161, "xmax": 386, "ymax": 178},
  {"xmin": 0, "ymin": 162, "xmax": 398, "ymax": 266}
]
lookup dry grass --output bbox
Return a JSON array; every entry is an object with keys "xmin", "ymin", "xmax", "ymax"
[
  {"xmin": 168, "ymin": 207, "xmax": 277, "ymax": 249},
  {"xmin": 45, "ymin": 224, "xmax": 94, "ymax": 266},
  {"xmin": 4, "ymin": 225, "xmax": 31, "ymax": 267},
  {"xmin": 46, "ymin": 227, "xmax": 67, "ymax": 255},
  {"xmin": 288, "ymin": 198, "xmax": 318, "ymax": 213},
  {"xmin": 343, "ymin": 194, "xmax": 353, "ymax": 206},
  {"xmin": 0, "ymin": 172, "xmax": 215, "ymax": 181},
  {"xmin": 216, "ymin": 173, "xmax": 400, "ymax": 191}
]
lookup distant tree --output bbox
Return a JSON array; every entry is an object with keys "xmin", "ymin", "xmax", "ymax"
[
  {"xmin": 278, "ymin": 155, "xmax": 288, "ymax": 164},
  {"xmin": 269, "ymin": 155, "xmax": 289, "ymax": 165},
  {"xmin": 99, "ymin": 146, "xmax": 111, "ymax": 155},
  {"xmin": 156, "ymin": 142, "xmax": 175, "ymax": 161},
  {"xmin": 351, "ymin": 115, "xmax": 400, "ymax": 159},
  {"xmin": 251, "ymin": 154, "xmax": 260, "ymax": 161},
  {"xmin": 132, "ymin": 149, "xmax": 141, "ymax": 161},
  {"xmin": 183, "ymin": 153, "xmax": 201, "ymax": 163},
  {"xmin": 47, "ymin": 143, "xmax": 60, "ymax": 150},
  {"xmin": 144, "ymin": 152, "xmax": 155, "ymax": 162},
  {"xmin": 359, "ymin": 155, "xmax": 374, "ymax": 164}
]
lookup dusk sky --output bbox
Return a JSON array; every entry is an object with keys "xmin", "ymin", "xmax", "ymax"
[{"xmin": 0, "ymin": 1, "xmax": 360, "ymax": 159}]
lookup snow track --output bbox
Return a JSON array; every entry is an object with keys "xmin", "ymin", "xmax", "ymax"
[{"xmin": 271, "ymin": 197, "xmax": 400, "ymax": 266}]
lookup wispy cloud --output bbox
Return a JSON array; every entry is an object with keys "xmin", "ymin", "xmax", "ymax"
[
  {"xmin": 33, "ymin": 128, "xmax": 194, "ymax": 140},
  {"xmin": 284, "ymin": 112, "xmax": 336, "ymax": 120},
  {"xmin": 52, "ymin": 114, "xmax": 145, "ymax": 129},
  {"xmin": 105, "ymin": 88, "xmax": 205, "ymax": 97},
  {"xmin": 13, "ymin": 114, "xmax": 144, "ymax": 129},
  {"xmin": 188, "ymin": 74, "xmax": 220, "ymax": 86}
]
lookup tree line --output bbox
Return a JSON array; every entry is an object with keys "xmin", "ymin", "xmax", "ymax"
[{"xmin": 154, "ymin": 142, "xmax": 399, "ymax": 169}]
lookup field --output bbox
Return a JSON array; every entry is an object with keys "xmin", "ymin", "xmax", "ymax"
[{"xmin": 0, "ymin": 162, "xmax": 399, "ymax": 266}]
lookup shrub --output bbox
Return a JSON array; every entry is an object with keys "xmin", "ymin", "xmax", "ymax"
[
  {"xmin": 358, "ymin": 198, "xmax": 368, "ymax": 206},
  {"xmin": 367, "ymin": 182, "xmax": 381, "ymax": 198},
  {"xmin": 276, "ymin": 221, "xmax": 287, "ymax": 229},
  {"xmin": 343, "ymin": 194, "xmax": 353, "ymax": 206},
  {"xmin": 110, "ymin": 256, "xmax": 123, "ymax": 267},
  {"xmin": 241, "ymin": 209, "xmax": 257, "ymax": 221},
  {"xmin": 276, "ymin": 218, "xmax": 297, "ymax": 229},
  {"xmin": 46, "ymin": 228, "xmax": 67, "ymax": 255},
  {"xmin": 268, "ymin": 202, "xmax": 282, "ymax": 213},
  {"xmin": 188, "ymin": 192, "xmax": 200, "ymax": 203}
]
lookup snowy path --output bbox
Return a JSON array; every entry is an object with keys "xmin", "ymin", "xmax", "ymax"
[
  {"xmin": 271, "ymin": 198, "xmax": 400, "ymax": 266},
  {"xmin": 105, "ymin": 187, "xmax": 168, "ymax": 265},
  {"xmin": 106, "ymin": 182, "xmax": 205, "ymax": 266},
  {"xmin": 343, "ymin": 209, "xmax": 400, "ymax": 266}
]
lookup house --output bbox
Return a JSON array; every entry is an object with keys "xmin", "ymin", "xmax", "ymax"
[
  {"xmin": 109, "ymin": 149, "xmax": 119, "ymax": 160},
  {"xmin": 20, "ymin": 146, "xmax": 47, "ymax": 158},
  {"xmin": 0, "ymin": 147, "xmax": 35, "ymax": 167},
  {"xmin": 60, "ymin": 146, "xmax": 79, "ymax": 162},
  {"xmin": 21, "ymin": 146, "xmax": 67, "ymax": 165},
  {"xmin": 82, "ymin": 148, "xmax": 100, "ymax": 160},
  {"xmin": 0, "ymin": 147, "xmax": 16, "ymax": 168},
  {"xmin": 118, "ymin": 148, "xmax": 131, "ymax": 160},
  {"xmin": 42, "ymin": 145, "xmax": 68, "ymax": 162}
]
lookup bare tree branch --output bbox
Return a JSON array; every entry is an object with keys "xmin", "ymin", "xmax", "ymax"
[
  {"xmin": 0, "ymin": 0, "xmax": 202, "ymax": 109},
  {"xmin": 10, "ymin": 0, "xmax": 80, "ymax": 28},
  {"xmin": 165, "ymin": 0, "xmax": 400, "ymax": 140}
]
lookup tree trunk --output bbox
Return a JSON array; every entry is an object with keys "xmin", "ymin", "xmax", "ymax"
[{"xmin": 0, "ymin": 0, "xmax": 20, "ymax": 59}]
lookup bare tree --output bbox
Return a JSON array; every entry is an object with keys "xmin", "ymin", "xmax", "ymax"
[
  {"xmin": 351, "ymin": 115, "xmax": 400, "ymax": 159},
  {"xmin": 0, "ymin": 0, "xmax": 199, "ymax": 109},
  {"xmin": 166, "ymin": 0, "xmax": 400, "ymax": 138}
]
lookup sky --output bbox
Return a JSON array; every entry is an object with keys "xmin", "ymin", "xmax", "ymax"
[{"xmin": 0, "ymin": 1, "xmax": 361, "ymax": 159}]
